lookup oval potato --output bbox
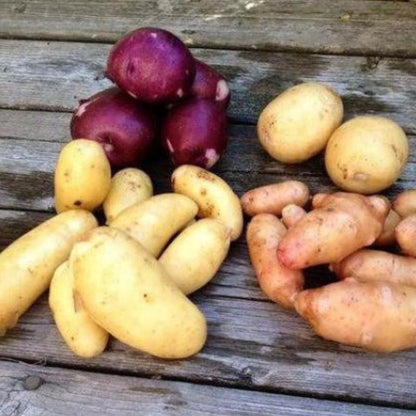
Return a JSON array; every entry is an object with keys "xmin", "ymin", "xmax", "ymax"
[
  {"xmin": 0, "ymin": 210, "xmax": 97, "ymax": 335},
  {"xmin": 374, "ymin": 209, "xmax": 401, "ymax": 246},
  {"xmin": 392, "ymin": 190, "xmax": 416, "ymax": 218},
  {"xmin": 325, "ymin": 116, "xmax": 408, "ymax": 194},
  {"xmin": 110, "ymin": 193, "xmax": 197, "ymax": 257},
  {"xmin": 55, "ymin": 139, "xmax": 111, "ymax": 213},
  {"xmin": 103, "ymin": 168, "xmax": 153, "ymax": 223},
  {"xmin": 49, "ymin": 261, "xmax": 108, "ymax": 358},
  {"xmin": 257, "ymin": 82, "xmax": 343, "ymax": 163},
  {"xmin": 171, "ymin": 165, "xmax": 243, "ymax": 241},
  {"xmin": 71, "ymin": 227, "xmax": 207, "ymax": 359},
  {"xmin": 159, "ymin": 219, "xmax": 231, "ymax": 294},
  {"xmin": 396, "ymin": 214, "xmax": 416, "ymax": 257}
]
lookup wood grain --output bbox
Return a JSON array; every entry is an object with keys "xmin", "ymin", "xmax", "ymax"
[
  {"xmin": 1, "ymin": 361, "xmax": 412, "ymax": 416},
  {"xmin": 1, "ymin": 40, "xmax": 416, "ymax": 132},
  {"xmin": 1, "ymin": 1, "xmax": 416, "ymax": 57}
]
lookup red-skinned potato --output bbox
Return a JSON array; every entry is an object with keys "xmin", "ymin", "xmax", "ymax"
[
  {"xmin": 106, "ymin": 28, "xmax": 195, "ymax": 103},
  {"xmin": 281, "ymin": 204, "xmax": 307, "ymax": 228},
  {"xmin": 71, "ymin": 87, "xmax": 157, "ymax": 167},
  {"xmin": 374, "ymin": 209, "xmax": 401, "ymax": 246},
  {"xmin": 396, "ymin": 214, "xmax": 416, "ymax": 257},
  {"xmin": 190, "ymin": 60, "xmax": 230, "ymax": 109},
  {"xmin": 392, "ymin": 190, "xmax": 416, "ymax": 218},
  {"xmin": 162, "ymin": 98, "xmax": 227, "ymax": 169}
]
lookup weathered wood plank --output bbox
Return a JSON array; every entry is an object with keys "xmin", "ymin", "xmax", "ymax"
[
  {"xmin": 0, "ymin": 110, "xmax": 415, "ymax": 212},
  {"xmin": 1, "ymin": 294, "xmax": 416, "ymax": 408},
  {"xmin": 1, "ymin": 40, "xmax": 416, "ymax": 133},
  {"xmin": 1, "ymin": 1, "xmax": 416, "ymax": 57},
  {"xmin": 1, "ymin": 361, "xmax": 413, "ymax": 416}
]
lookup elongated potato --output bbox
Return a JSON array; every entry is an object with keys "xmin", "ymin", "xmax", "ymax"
[
  {"xmin": 110, "ymin": 193, "xmax": 197, "ymax": 257},
  {"xmin": 71, "ymin": 227, "xmax": 207, "ymax": 359},
  {"xmin": 392, "ymin": 190, "xmax": 416, "ymax": 218},
  {"xmin": 171, "ymin": 165, "xmax": 243, "ymax": 240},
  {"xmin": 396, "ymin": 214, "xmax": 416, "ymax": 257},
  {"xmin": 103, "ymin": 168, "xmax": 153, "ymax": 223},
  {"xmin": 374, "ymin": 209, "xmax": 400, "ymax": 246},
  {"xmin": 0, "ymin": 210, "xmax": 97, "ymax": 335},
  {"xmin": 295, "ymin": 279, "xmax": 416, "ymax": 352},
  {"xmin": 49, "ymin": 261, "xmax": 108, "ymax": 358},
  {"xmin": 247, "ymin": 214, "xmax": 304, "ymax": 309},
  {"xmin": 332, "ymin": 249, "xmax": 416, "ymax": 287},
  {"xmin": 241, "ymin": 181, "xmax": 309, "ymax": 217},
  {"xmin": 281, "ymin": 204, "xmax": 307, "ymax": 228},
  {"xmin": 55, "ymin": 139, "xmax": 111, "ymax": 213},
  {"xmin": 159, "ymin": 219, "xmax": 231, "ymax": 294}
]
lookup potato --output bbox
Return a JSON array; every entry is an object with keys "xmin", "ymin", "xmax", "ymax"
[
  {"xmin": 241, "ymin": 181, "xmax": 309, "ymax": 217},
  {"xmin": 392, "ymin": 190, "xmax": 416, "ymax": 218},
  {"xmin": 295, "ymin": 278, "xmax": 416, "ymax": 352},
  {"xmin": 332, "ymin": 249, "xmax": 416, "ymax": 287},
  {"xmin": 0, "ymin": 210, "xmax": 97, "ymax": 335},
  {"xmin": 103, "ymin": 168, "xmax": 153, "ymax": 223},
  {"xmin": 247, "ymin": 214, "xmax": 304, "ymax": 309},
  {"xmin": 71, "ymin": 227, "xmax": 207, "ymax": 359},
  {"xmin": 257, "ymin": 82, "xmax": 343, "ymax": 163},
  {"xmin": 325, "ymin": 116, "xmax": 409, "ymax": 194},
  {"xmin": 159, "ymin": 219, "xmax": 231, "ymax": 294},
  {"xmin": 396, "ymin": 214, "xmax": 416, "ymax": 257},
  {"xmin": 49, "ymin": 261, "xmax": 108, "ymax": 358},
  {"xmin": 374, "ymin": 209, "xmax": 401, "ymax": 246},
  {"xmin": 55, "ymin": 139, "xmax": 111, "ymax": 213},
  {"xmin": 110, "ymin": 193, "xmax": 197, "ymax": 257},
  {"xmin": 171, "ymin": 165, "xmax": 243, "ymax": 241},
  {"xmin": 281, "ymin": 204, "xmax": 307, "ymax": 229}
]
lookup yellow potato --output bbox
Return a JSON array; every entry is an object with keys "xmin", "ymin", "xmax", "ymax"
[
  {"xmin": 159, "ymin": 219, "xmax": 231, "ymax": 294},
  {"xmin": 0, "ymin": 210, "xmax": 97, "ymax": 335},
  {"xmin": 103, "ymin": 168, "xmax": 153, "ymax": 223},
  {"xmin": 71, "ymin": 227, "xmax": 207, "ymax": 359},
  {"xmin": 55, "ymin": 139, "xmax": 111, "ymax": 213},
  {"xmin": 171, "ymin": 165, "xmax": 243, "ymax": 241},
  {"xmin": 295, "ymin": 278, "xmax": 416, "ymax": 353},
  {"xmin": 325, "ymin": 116, "xmax": 409, "ymax": 194},
  {"xmin": 110, "ymin": 193, "xmax": 197, "ymax": 257},
  {"xmin": 49, "ymin": 261, "xmax": 108, "ymax": 358},
  {"xmin": 257, "ymin": 82, "xmax": 343, "ymax": 163}
]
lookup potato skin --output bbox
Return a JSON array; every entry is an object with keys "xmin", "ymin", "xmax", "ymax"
[
  {"xmin": 241, "ymin": 181, "xmax": 309, "ymax": 217},
  {"xmin": 247, "ymin": 214, "xmax": 304, "ymax": 309},
  {"xmin": 103, "ymin": 168, "xmax": 153, "ymax": 223},
  {"xmin": 172, "ymin": 165, "xmax": 243, "ymax": 241},
  {"xmin": 0, "ymin": 210, "xmax": 97, "ymax": 335},
  {"xmin": 55, "ymin": 139, "xmax": 111, "ymax": 213},
  {"xmin": 281, "ymin": 204, "xmax": 307, "ymax": 229},
  {"xmin": 49, "ymin": 261, "xmax": 108, "ymax": 358},
  {"xmin": 257, "ymin": 82, "xmax": 343, "ymax": 163},
  {"xmin": 332, "ymin": 249, "xmax": 416, "ymax": 287},
  {"xmin": 295, "ymin": 279, "xmax": 416, "ymax": 352},
  {"xmin": 159, "ymin": 219, "xmax": 231, "ymax": 294},
  {"xmin": 393, "ymin": 190, "xmax": 416, "ymax": 218},
  {"xmin": 110, "ymin": 193, "xmax": 197, "ymax": 257},
  {"xmin": 325, "ymin": 116, "xmax": 408, "ymax": 194},
  {"xmin": 278, "ymin": 193, "xmax": 389, "ymax": 269},
  {"xmin": 374, "ymin": 209, "xmax": 400, "ymax": 246},
  {"xmin": 396, "ymin": 214, "xmax": 416, "ymax": 257},
  {"xmin": 71, "ymin": 227, "xmax": 207, "ymax": 359}
]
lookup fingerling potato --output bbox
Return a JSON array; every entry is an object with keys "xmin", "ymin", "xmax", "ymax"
[
  {"xmin": 171, "ymin": 165, "xmax": 243, "ymax": 240},
  {"xmin": 103, "ymin": 168, "xmax": 153, "ymax": 223},
  {"xmin": 159, "ymin": 219, "xmax": 231, "ymax": 294},
  {"xmin": 49, "ymin": 261, "xmax": 108, "ymax": 358},
  {"xmin": 71, "ymin": 227, "xmax": 207, "ymax": 359}
]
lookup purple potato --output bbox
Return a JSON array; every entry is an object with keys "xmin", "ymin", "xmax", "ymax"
[
  {"xmin": 191, "ymin": 60, "xmax": 230, "ymax": 109},
  {"xmin": 106, "ymin": 28, "xmax": 195, "ymax": 104},
  {"xmin": 161, "ymin": 97, "xmax": 228, "ymax": 169},
  {"xmin": 70, "ymin": 87, "xmax": 157, "ymax": 167}
]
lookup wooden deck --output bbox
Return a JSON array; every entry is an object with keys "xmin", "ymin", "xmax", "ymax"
[{"xmin": 1, "ymin": 1, "xmax": 416, "ymax": 414}]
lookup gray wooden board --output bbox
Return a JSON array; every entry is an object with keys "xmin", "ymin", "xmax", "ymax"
[
  {"xmin": 1, "ymin": 40, "xmax": 416, "ymax": 133},
  {"xmin": 1, "ymin": 361, "xmax": 414, "ymax": 416},
  {"xmin": 1, "ymin": 0, "xmax": 416, "ymax": 57}
]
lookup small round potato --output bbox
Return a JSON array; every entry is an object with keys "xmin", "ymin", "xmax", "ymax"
[
  {"xmin": 325, "ymin": 116, "xmax": 408, "ymax": 194},
  {"xmin": 55, "ymin": 139, "xmax": 111, "ymax": 213},
  {"xmin": 257, "ymin": 82, "xmax": 343, "ymax": 163},
  {"xmin": 103, "ymin": 168, "xmax": 153, "ymax": 223},
  {"xmin": 393, "ymin": 190, "xmax": 416, "ymax": 218}
]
